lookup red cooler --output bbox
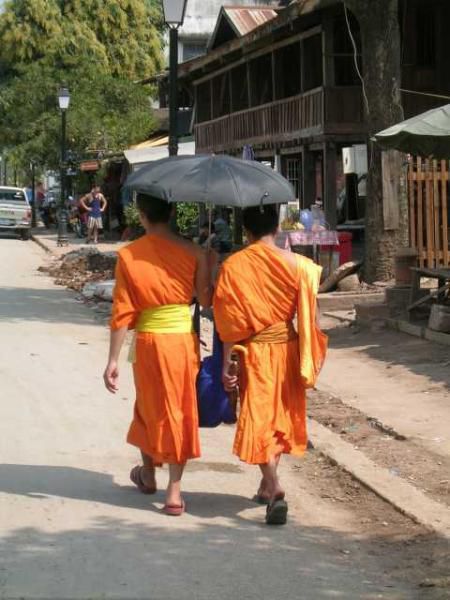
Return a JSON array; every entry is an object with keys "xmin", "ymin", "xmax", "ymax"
[{"xmin": 338, "ymin": 232, "xmax": 353, "ymax": 265}]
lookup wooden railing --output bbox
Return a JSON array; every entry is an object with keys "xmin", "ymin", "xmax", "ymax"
[
  {"xmin": 194, "ymin": 86, "xmax": 365, "ymax": 153},
  {"xmin": 408, "ymin": 157, "xmax": 450, "ymax": 268},
  {"xmin": 195, "ymin": 88, "xmax": 324, "ymax": 153}
]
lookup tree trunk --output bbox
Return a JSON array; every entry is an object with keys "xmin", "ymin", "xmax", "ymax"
[{"xmin": 345, "ymin": 0, "xmax": 407, "ymax": 282}]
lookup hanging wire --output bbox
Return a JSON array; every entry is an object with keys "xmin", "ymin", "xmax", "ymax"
[{"xmin": 343, "ymin": 3, "xmax": 370, "ymax": 118}]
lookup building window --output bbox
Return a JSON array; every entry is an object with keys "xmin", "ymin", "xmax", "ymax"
[
  {"xmin": 212, "ymin": 72, "xmax": 231, "ymax": 119},
  {"xmin": 249, "ymin": 53, "xmax": 273, "ymax": 106},
  {"xmin": 197, "ymin": 81, "xmax": 212, "ymax": 123},
  {"xmin": 333, "ymin": 14, "xmax": 362, "ymax": 86},
  {"xmin": 231, "ymin": 64, "xmax": 249, "ymax": 111},
  {"xmin": 302, "ymin": 34, "xmax": 323, "ymax": 91},
  {"xmin": 285, "ymin": 157, "xmax": 301, "ymax": 202},
  {"xmin": 274, "ymin": 42, "xmax": 301, "ymax": 100},
  {"xmin": 416, "ymin": 7, "xmax": 436, "ymax": 67},
  {"xmin": 182, "ymin": 42, "xmax": 207, "ymax": 63}
]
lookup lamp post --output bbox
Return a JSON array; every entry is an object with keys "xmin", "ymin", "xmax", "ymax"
[
  {"xmin": 30, "ymin": 161, "xmax": 36, "ymax": 228},
  {"xmin": 57, "ymin": 87, "xmax": 70, "ymax": 246},
  {"xmin": 162, "ymin": 0, "xmax": 187, "ymax": 157},
  {"xmin": 2, "ymin": 156, "xmax": 7, "ymax": 185}
]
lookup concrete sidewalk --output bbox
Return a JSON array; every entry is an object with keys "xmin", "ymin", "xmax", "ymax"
[
  {"xmin": 31, "ymin": 226, "xmax": 126, "ymax": 258},
  {"xmin": 319, "ymin": 321, "xmax": 450, "ymax": 458}
]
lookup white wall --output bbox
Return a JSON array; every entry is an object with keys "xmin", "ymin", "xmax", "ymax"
[{"xmin": 180, "ymin": 0, "xmax": 278, "ymax": 38}]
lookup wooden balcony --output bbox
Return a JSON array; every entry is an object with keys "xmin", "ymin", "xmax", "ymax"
[{"xmin": 194, "ymin": 87, "xmax": 364, "ymax": 153}]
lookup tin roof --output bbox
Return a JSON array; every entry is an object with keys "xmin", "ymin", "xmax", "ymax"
[
  {"xmin": 224, "ymin": 6, "xmax": 278, "ymax": 36},
  {"xmin": 208, "ymin": 5, "xmax": 278, "ymax": 50}
]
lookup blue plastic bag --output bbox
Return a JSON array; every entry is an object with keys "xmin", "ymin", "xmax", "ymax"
[{"xmin": 197, "ymin": 329, "xmax": 236, "ymax": 427}]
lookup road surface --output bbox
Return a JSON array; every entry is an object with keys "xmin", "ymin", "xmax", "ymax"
[{"xmin": 0, "ymin": 235, "xmax": 437, "ymax": 600}]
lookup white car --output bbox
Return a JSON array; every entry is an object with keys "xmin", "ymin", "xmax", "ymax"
[{"xmin": 0, "ymin": 186, "xmax": 32, "ymax": 240}]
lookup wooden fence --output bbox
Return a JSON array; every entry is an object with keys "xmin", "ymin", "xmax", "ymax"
[{"xmin": 408, "ymin": 157, "xmax": 450, "ymax": 268}]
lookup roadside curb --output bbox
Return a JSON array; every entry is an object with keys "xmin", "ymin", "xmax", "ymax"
[
  {"xmin": 308, "ymin": 417, "xmax": 450, "ymax": 538},
  {"xmin": 318, "ymin": 291, "xmax": 383, "ymax": 312},
  {"xmin": 31, "ymin": 234, "xmax": 53, "ymax": 254},
  {"xmin": 387, "ymin": 317, "xmax": 450, "ymax": 347},
  {"xmin": 323, "ymin": 310, "xmax": 355, "ymax": 324}
]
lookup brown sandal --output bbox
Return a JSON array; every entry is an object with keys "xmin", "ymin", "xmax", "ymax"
[{"xmin": 130, "ymin": 465, "xmax": 157, "ymax": 495}]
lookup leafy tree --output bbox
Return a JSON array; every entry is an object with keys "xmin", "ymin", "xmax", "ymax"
[
  {"xmin": 0, "ymin": 0, "xmax": 164, "ymax": 171},
  {"xmin": 0, "ymin": 0, "xmax": 163, "ymax": 79},
  {"xmin": 0, "ymin": 61, "xmax": 156, "ymax": 169}
]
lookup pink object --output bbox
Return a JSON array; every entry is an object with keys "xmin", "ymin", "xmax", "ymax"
[{"xmin": 275, "ymin": 230, "xmax": 339, "ymax": 249}]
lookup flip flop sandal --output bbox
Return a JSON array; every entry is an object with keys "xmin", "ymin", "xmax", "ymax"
[
  {"xmin": 163, "ymin": 500, "xmax": 186, "ymax": 517},
  {"xmin": 129, "ymin": 465, "xmax": 157, "ymax": 495},
  {"xmin": 265, "ymin": 498, "xmax": 288, "ymax": 525},
  {"xmin": 252, "ymin": 493, "xmax": 271, "ymax": 505}
]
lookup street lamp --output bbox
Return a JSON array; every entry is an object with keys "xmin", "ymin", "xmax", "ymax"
[
  {"xmin": 30, "ymin": 160, "xmax": 37, "ymax": 228},
  {"xmin": 162, "ymin": 0, "xmax": 187, "ymax": 157},
  {"xmin": 57, "ymin": 87, "xmax": 70, "ymax": 246}
]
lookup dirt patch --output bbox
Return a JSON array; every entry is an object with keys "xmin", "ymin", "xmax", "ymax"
[
  {"xmin": 295, "ymin": 449, "xmax": 450, "ymax": 598},
  {"xmin": 309, "ymin": 390, "xmax": 450, "ymax": 508},
  {"xmin": 297, "ymin": 449, "xmax": 424, "ymax": 537},
  {"xmin": 39, "ymin": 249, "xmax": 116, "ymax": 292}
]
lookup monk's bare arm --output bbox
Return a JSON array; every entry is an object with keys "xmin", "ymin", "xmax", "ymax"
[
  {"xmin": 103, "ymin": 326, "xmax": 128, "ymax": 393},
  {"xmin": 100, "ymin": 195, "xmax": 107, "ymax": 212},
  {"xmin": 195, "ymin": 249, "xmax": 216, "ymax": 308}
]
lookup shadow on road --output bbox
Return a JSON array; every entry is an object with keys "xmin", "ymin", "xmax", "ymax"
[
  {"xmin": 0, "ymin": 464, "xmax": 253, "ymax": 519},
  {"xmin": 0, "ymin": 464, "xmax": 448, "ymax": 599},
  {"xmin": 0, "ymin": 286, "xmax": 95, "ymax": 325}
]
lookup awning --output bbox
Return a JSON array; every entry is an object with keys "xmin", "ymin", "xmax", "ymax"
[
  {"xmin": 124, "ymin": 140, "xmax": 196, "ymax": 167},
  {"xmin": 374, "ymin": 103, "xmax": 450, "ymax": 158}
]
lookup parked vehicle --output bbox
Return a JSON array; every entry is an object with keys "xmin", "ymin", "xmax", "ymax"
[{"xmin": 0, "ymin": 186, "xmax": 32, "ymax": 240}]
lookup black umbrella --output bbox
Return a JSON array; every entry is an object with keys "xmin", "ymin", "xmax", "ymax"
[{"xmin": 124, "ymin": 154, "xmax": 295, "ymax": 207}]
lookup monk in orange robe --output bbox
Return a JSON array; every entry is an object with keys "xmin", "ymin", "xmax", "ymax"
[
  {"xmin": 103, "ymin": 195, "xmax": 213, "ymax": 516},
  {"xmin": 213, "ymin": 204, "xmax": 327, "ymax": 525}
]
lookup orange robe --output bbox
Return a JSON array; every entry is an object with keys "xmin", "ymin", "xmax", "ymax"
[
  {"xmin": 213, "ymin": 242, "xmax": 327, "ymax": 464},
  {"xmin": 110, "ymin": 234, "xmax": 200, "ymax": 464}
]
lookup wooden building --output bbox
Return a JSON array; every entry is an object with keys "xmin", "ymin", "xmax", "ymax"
[{"xmin": 179, "ymin": 0, "xmax": 450, "ymax": 229}]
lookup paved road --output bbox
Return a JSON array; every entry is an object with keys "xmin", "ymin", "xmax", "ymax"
[{"xmin": 0, "ymin": 235, "xmax": 424, "ymax": 600}]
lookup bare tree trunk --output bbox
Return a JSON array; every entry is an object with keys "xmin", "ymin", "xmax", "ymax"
[{"xmin": 345, "ymin": 0, "xmax": 406, "ymax": 282}]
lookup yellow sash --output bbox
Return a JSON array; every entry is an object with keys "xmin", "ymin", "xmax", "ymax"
[
  {"xmin": 128, "ymin": 304, "xmax": 193, "ymax": 363},
  {"xmin": 136, "ymin": 304, "xmax": 193, "ymax": 334},
  {"xmin": 249, "ymin": 321, "xmax": 297, "ymax": 344}
]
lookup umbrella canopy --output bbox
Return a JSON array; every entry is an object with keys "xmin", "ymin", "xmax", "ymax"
[
  {"xmin": 124, "ymin": 154, "xmax": 295, "ymax": 207},
  {"xmin": 374, "ymin": 103, "xmax": 450, "ymax": 158}
]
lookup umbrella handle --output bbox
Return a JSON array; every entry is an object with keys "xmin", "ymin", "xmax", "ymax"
[{"xmin": 227, "ymin": 345, "xmax": 248, "ymax": 419}]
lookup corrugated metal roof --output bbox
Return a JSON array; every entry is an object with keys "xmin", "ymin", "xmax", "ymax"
[{"xmin": 223, "ymin": 6, "xmax": 278, "ymax": 36}]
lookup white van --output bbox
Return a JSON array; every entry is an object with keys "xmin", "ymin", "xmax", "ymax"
[{"xmin": 0, "ymin": 186, "xmax": 32, "ymax": 240}]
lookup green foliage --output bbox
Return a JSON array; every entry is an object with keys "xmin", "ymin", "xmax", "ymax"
[
  {"xmin": 0, "ymin": 0, "xmax": 163, "ymax": 80},
  {"xmin": 124, "ymin": 201, "xmax": 145, "ymax": 239},
  {"xmin": 176, "ymin": 203, "xmax": 199, "ymax": 236},
  {"xmin": 124, "ymin": 201, "xmax": 141, "ymax": 228},
  {"xmin": 0, "ymin": 0, "xmax": 164, "ymax": 170}
]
